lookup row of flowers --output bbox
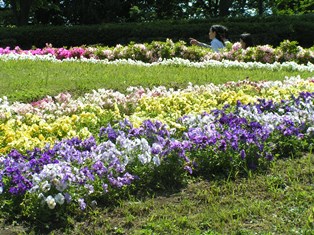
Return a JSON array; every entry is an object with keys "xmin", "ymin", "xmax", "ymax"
[
  {"xmin": 0, "ymin": 88, "xmax": 313, "ymax": 217},
  {"xmin": 1, "ymin": 76, "xmax": 314, "ymax": 154},
  {"xmin": 1, "ymin": 54, "xmax": 314, "ymax": 72},
  {"xmin": 0, "ymin": 39, "xmax": 313, "ymax": 64}
]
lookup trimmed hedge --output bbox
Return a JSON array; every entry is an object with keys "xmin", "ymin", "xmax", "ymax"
[{"xmin": 0, "ymin": 14, "xmax": 313, "ymax": 49}]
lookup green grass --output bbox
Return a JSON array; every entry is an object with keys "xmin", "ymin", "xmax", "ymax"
[
  {"xmin": 0, "ymin": 59, "xmax": 313, "ymax": 103},
  {"xmin": 2, "ymin": 154, "xmax": 312, "ymax": 234},
  {"xmin": 70, "ymin": 155, "xmax": 314, "ymax": 235}
]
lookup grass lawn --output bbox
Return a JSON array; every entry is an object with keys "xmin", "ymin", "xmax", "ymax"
[{"xmin": 1, "ymin": 59, "xmax": 313, "ymax": 103}]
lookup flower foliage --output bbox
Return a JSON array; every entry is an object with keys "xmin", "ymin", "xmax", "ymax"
[
  {"xmin": 0, "ymin": 39, "xmax": 313, "ymax": 65},
  {"xmin": 1, "ymin": 36, "xmax": 314, "ymax": 223},
  {"xmin": 1, "ymin": 76, "xmax": 314, "ymax": 154},
  {"xmin": 1, "ymin": 74, "xmax": 314, "ymax": 221}
]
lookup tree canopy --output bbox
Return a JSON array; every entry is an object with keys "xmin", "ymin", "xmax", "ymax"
[{"xmin": 0, "ymin": 0, "xmax": 313, "ymax": 26}]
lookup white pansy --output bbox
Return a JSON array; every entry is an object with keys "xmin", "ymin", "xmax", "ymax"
[
  {"xmin": 29, "ymin": 185, "xmax": 39, "ymax": 193},
  {"xmin": 38, "ymin": 193, "xmax": 45, "ymax": 200},
  {"xmin": 153, "ymin": 155, "xmax": 161, "ymax": 166},
  {"xmin": 41, "ymin": 181, "xmax": 51, "ymax": 192},
  {"xmin": 306, "ymin": 127, "xmax": 314, "ymax": 134},
  {"xmin": 138, "ymin": 152, "xmax": 152, "ymax": 164},
  {"xmin": 54, "ymin": 193, "xmax": 65, "ymax": 205},
  {"xmin": 46, "ymin": 195, "xmax": 56, "ymax": 209}
]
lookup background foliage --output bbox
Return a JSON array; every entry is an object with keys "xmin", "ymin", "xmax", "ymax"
[
  {"xmin": 0, "ymin": 14, "xmax": 314, "ymax": 49},
  {"xmin": 0, "ymin": 1, "xmax": 313, "ymax": 49},
  {"xmin": 0, "ymin": 0, "xmax": 313, "ymax": 26}
]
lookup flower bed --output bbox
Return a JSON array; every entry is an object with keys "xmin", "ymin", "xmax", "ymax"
[
  {"xmin": 1, "ymin": 39, "xmax": 314, "ymax": 221},
  {"xmin": 1, "ymin": 74, "xmax": 314, "ymax": 219},
  {"xmin": 1, "ymin": 76, "xmax": 314, "ymax": 153},
  {"xmin": 0, "ymin": 39, "xmax": 313, "ymax": 64}
]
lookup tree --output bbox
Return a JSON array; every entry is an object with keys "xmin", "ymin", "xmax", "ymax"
[
  {"xmin": 122, "ymin": 0, "xmax": 190, "ymax": 22},
  {"xmin": 230, "ymin": 0, "xmax": 273, "ymax": 17},
  {"xmin": 60, "ymin": 0, "xmax": 129, "ymax": 25},
  {"xmin": 257, "ymin": 0, "xmax": 263, "ymax": 15},
  {"xmin": 219, "ymin": 0, "xmax": 233, "ymax": 17},
  {"xmin": 153, "ymin": 0, "xmax": 190, "ymax": 19},
  {"xmin": 3, "ymin": 0, "xmax": 309, "ymax": 26},
  {"xmin": 33, "ymin": 0, "xmax": 63, "ymax": 25},
  {"xmin": 273, "ymin": 0, "xmax": 314, "ymax": 15},
  {"xmin": 229, "ymin": 0, "xmax": 247, "ymax": 17},
  {"xmin": 186, "ymin": 0, "xmax": 234, "ymax": 18},
  {"xmin": 4, "ymin": 0, "xmax": 34, "ymax": 25},
  {"xmin": 3, "ymin": 0, "xmax": 60, "ymax": 25}
]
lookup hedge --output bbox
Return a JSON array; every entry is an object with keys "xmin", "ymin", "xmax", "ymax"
[{"xmin": 0, "ymin": 14, "xmax": 313, "ymax": 49}]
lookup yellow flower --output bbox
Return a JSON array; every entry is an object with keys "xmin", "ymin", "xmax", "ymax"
[
  {"xmin": 71, "ymin": 114, "xmax": 79, "ymax": 122},
  {"xmin": 32, "ymin": 124, "xmax": 39, "ymax": 133},
  {"xmin": 61, "ymin": 123, "xmax": 70, "ymax": 132},
  {"xmin": 38, "ymin": 134, "xmax": 45, "ymax": 141},
  {"xmin": 67, "ymin": 130, "xmax": 77, "ymax": 138},
  {"xmin": 78, "ymin": 127, "xmax": 92, "ymax": 139},
  {"xmin": 5, "ymin": 112, "xmax": 12, "ymax": 119}
]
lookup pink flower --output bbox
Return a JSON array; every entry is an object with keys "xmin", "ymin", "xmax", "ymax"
[{"xmin": 232, "ymin": 42, "xmax": 242, "ymax": 51}]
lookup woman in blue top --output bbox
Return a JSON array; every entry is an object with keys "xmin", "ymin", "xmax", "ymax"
[{"xmin": 190, "ymin": 25, "xmax": 227, "ymax": 52}]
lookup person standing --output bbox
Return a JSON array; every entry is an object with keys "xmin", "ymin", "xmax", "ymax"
[
  {"xmin": 189, "ymin": 25, "xmax": 227, "ymax": 52},
  {"xmin": 240, "ymin": 33, "xmax": 254, "ymax": 49}
]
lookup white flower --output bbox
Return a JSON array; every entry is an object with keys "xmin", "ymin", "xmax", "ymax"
[
  {"xmin": 46, "ymin": 195, "xmax": 56, "ymax": 209},
  {"xmin": 91, "ymin": 200, "xmax": 97, "ymax": 208},
  {"xmin": 41, "ymin": 181, "xmax": 51, "ymax": 192},
  {"xmin": 55, "ymin": 181, "xmax": 67, "ymax": 191},
  {"xmin": 29, "ymin": 185, "xmax": 39, "ymax": 193},
  {"xmin": 306, "ymin": 127, "xmax": 314, "ymax": 134},
  {"xmin": 84, "ymin": 184, "xmax": 94, "ymax": 195},
  {"xmin": 32, "ymin": 174, "xmax": 41, "ymax": 184},
  {"xmin": 54, "ymin": 193, "xmax": 65, "ymax": 205},
  {"xmin": 153, "ymin": 155, "xmax": 161, "ymax": 166},
  {"xmin": 138, "ymin": 152, "xmax": 151, "ymax": 164}
]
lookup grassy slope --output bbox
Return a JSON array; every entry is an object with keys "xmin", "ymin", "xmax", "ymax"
[
  {"xmin": 73, "ymin": 155, "xmax": 313, "ymax": 235},
  {"xmin": 0, "ymin": 59, "xmax": 313, "ymax": 103}
]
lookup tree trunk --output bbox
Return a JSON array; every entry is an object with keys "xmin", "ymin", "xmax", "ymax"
[
  {"xmin": 10, "ymin": 0, "xmax": 33, "ymax": 26},
  {"xmin": 219, "ymin": 0, "xmax": 232, "ymax": 17},
  {"xmin": 257, "ymin": 0, "xmax": 263, "ymax": 15}
]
